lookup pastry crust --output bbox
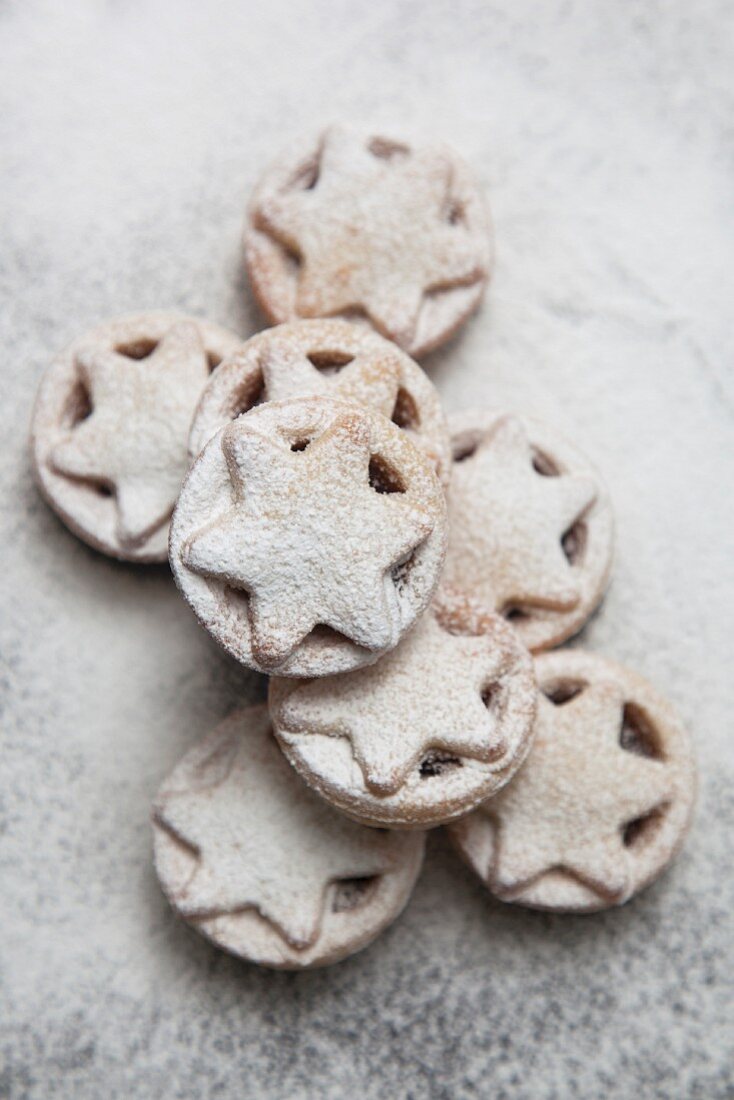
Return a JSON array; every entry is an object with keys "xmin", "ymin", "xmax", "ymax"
[
  {"xmin": 448, "ymin": 651, "xmax": 696, "ymax": 912},
  {"xmin": 444, "ymin": 410, "xmax": 615, "ymax": 651},
  {"xmin": 153, "ymin": 705, "xmax": 425, "ymax": 969},
  {"xmin": 269, "ymin": 590, "xmax": 537, "ymax": 828},
  {"xmin": 244, "ymin": 124, "xmax": 492, "ymax": 357},
  {"xmin": 170, "ymin": 395, "xmax": 447, "ymax": 676},
  {"xmin": 189, "ymin": 318, "xmax": 452, "ymax": 485},
  {"xmin": 30, "ymin": 311, "xmax": 243, "ymax": 562}
]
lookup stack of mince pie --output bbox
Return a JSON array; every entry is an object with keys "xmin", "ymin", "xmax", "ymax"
[{"xmin": 30, "ymin": 123, "xmax": 696, "ymax": 970}]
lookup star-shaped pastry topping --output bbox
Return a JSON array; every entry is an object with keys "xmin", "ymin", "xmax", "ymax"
[
  {"xmin": 259, "ymin": 339, "xmax": 400, "ymax": 418},
  {"xmin": 155, "ymin": 725, "xmax": 397, "ymax": 950},
  {"xmin": 485, "ymin": 682, "xmax": 674, "ymax": 902},
  {"xmin": 445, "ymin": 416, "xmax": 597, "ymax": 613},
  {"xmin": 184, "ymin": 409, "xmax": 433, "ymax": 669},
  {"xmin": 276, "ymin": 611, "xmax": 510, "ymax": 796},
  {"xmin": 255, "ymin": 126, "xmax": 486, "ymax": 350},
  {"xmin": 50, "ymin": 322, "xmax": 209, "ymax": 548}
]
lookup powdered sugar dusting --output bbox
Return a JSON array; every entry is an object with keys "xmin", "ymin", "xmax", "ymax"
[
  {"xmin": 449, "ymin": 651, "xmax": 696, "ymax": 912},
  {"xmin": 153, "ymin": 704, "xmax": 425, "ymax": 968},
  {"xmin": 3, "ymin": 2, "xmax": 732, "ymax": 1093},
  {"xmin": 245, "ymin": 124, "xmax": 492, "ymax": 356},
  {"xmin": 269, "ymin": 591, "xmax": 537, "ymax": 828},
  {"xmin": 170, "ymin": 396, "xmax": 447, "ymax": 676},
  {"xmin": 30, "ymin": 312, "xmax": 243, "ymax": 562},
  {"xmin": 189, "ymin": 318, "xmax": 451, "ymax": 483},
  {"xmin": 444, "ymin": 410, "xmax": 614, "ymax": 651}
]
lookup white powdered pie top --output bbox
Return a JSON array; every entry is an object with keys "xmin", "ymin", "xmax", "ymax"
[
  {"xmin": 170, "ymin": 396, "xmax": 447, "ymax": 677},
  {"xmin": 245, "ymin": 124, "xmax": 492, "ymax": 357},
  {"xmin": 30, "ymin": 312, "xmax": 243, "ymax": 562},
  {"xmin": 449, "ymin": 651, "xmax": 696, "ymax": 912},
  {"xmin": 269, "ymin": 591, "xmax": 537, "ymax": 829},
  {"xmin": 444, "ymin": 410, "xmax": 614, "ymax": 651},
  {"xmin": 189, "ymin": 319, "xmax": 451, "ymax": 485},
  {"xmin": 153, "ymin": 705, "xmax": 425, "ymax": 970}
]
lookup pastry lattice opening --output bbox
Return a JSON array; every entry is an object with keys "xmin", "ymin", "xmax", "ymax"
[
  {"xmin": 445, "ymin": 199, "xmax": 466, "ymax": 227},
  {"xmin": 306, "ymin": 350, "xmax": 354, "ymax": 374},
  {"xmin": 229, "ymin": 372, "xmax": 266, "ymax": 420},
  {"xmin": 332, "ymin": 876, "xmax": 378, "ymax": 912},
  {"xmin": 619, "ymin": 703, "xmax": 663, "ymax": 760},
  {"xmin": 481, "ymin": 684, "xmax": 496, "ymax": 709},
  {"xmin": 289, "ymin": 152, "xmax": 321, "ymax": 192},
  {"xmin": 368, "ymin": 454, "xmax": 405, "ymax": 494},
  {"xmin": 115, "ymin": 338, "xmax": 158, "ymax": 361},
  {"xmin": 64, "ymin": 378, "xmax": 93, "ymax": 429},
  {"xmin": 309, "ymin": 624, "xmax": 354, "ymax": 647},
  {"xmin": 542, "ymin": 679, "xmax": 586, "ymax": 706},
  {"xmin": 562, "ymin": 520, "xmax": 587, "ymax": 566},
  {"xmin": 391, "ymin": 387, "xmax": 421, "ymax": 431},
  {"xmin": 453, "ymin": 441, "xmax": 479, "ymax": 463},
  {"xmin": 622, "ymin": 804, "xmax": 668, "ymax": 848},
  {"xmin": 531, "ymin": 449, "xmax": 560, "ymax": 477},
  {"xmin": 419, "ymin": 751, "xmax": 462, "ymax": 778},
  {"xmin": 391, "ymin": 549, "xmax": 417, "ymax": 595},
  {"xmin": 368, "ymin": 137, "xmax": 410, "ymax": 162}
]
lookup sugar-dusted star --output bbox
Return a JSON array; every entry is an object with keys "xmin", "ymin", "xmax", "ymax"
[
  {"xmin": 259, "ymin": 338, "xmax": 401, "ymax": 418},
  {"xmin": 277, "ymin": 611, "xmax": 510, "ymax": 796},
  {"xmin": 256, "ymin": 125, "xmax": 486, "ymax": 350},
  {"xmin": 485, "ymin": 682, "xmax": 674, "ymax": 901},
  {"xmin": 50, "ymin": 322, "xmax": 209, "ymax": 547},
  {"xmin": 445, "ymin": 415, "xmax": 597, "ymax": 613},
  {"xmin": 184, "ymin": 409, "xmax": 433, "ymax": 669},
  {"xmin": 155, "ymin": 725, "xmax": 397, "ymax": 950}
]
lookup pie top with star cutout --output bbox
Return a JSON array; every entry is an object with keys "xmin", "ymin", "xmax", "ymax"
[
  {"xmin": 245, "ymin": 124, "xmax": 492, "ymax": 357},
  {"xmin": 448, "ymin": 650, "xmax": 696, "ymax": 912},
  {"xmin": 31, "ymin": 312, "xmax": 243, "ymax": 561},
  {"xmin": 153, "ymin": 705, "xmax": 425, "ymax": 969},
  {"xmin": 170, "ymin": 395, "xmax": 447, "ymax": 677},
  {"xmin": 268, "ymin": 589, "xmax": 537, "ymax": 828},
  {"xmin": 443, "ymin": 410, "xmax": 614, "ymax": 652},
  {"xmin": 189, "ymin": 319, "xmax": 451, "ymax": 485}
]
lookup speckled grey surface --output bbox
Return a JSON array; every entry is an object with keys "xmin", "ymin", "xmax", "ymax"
[{"xmin": 2, "ymin": 2, "xmax": 733, "ymax": 1097}]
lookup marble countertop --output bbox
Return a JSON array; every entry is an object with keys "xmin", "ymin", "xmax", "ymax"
[{"xmin": 2, "ymin": 2, "xmax": 732, "ymax": 1097}]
